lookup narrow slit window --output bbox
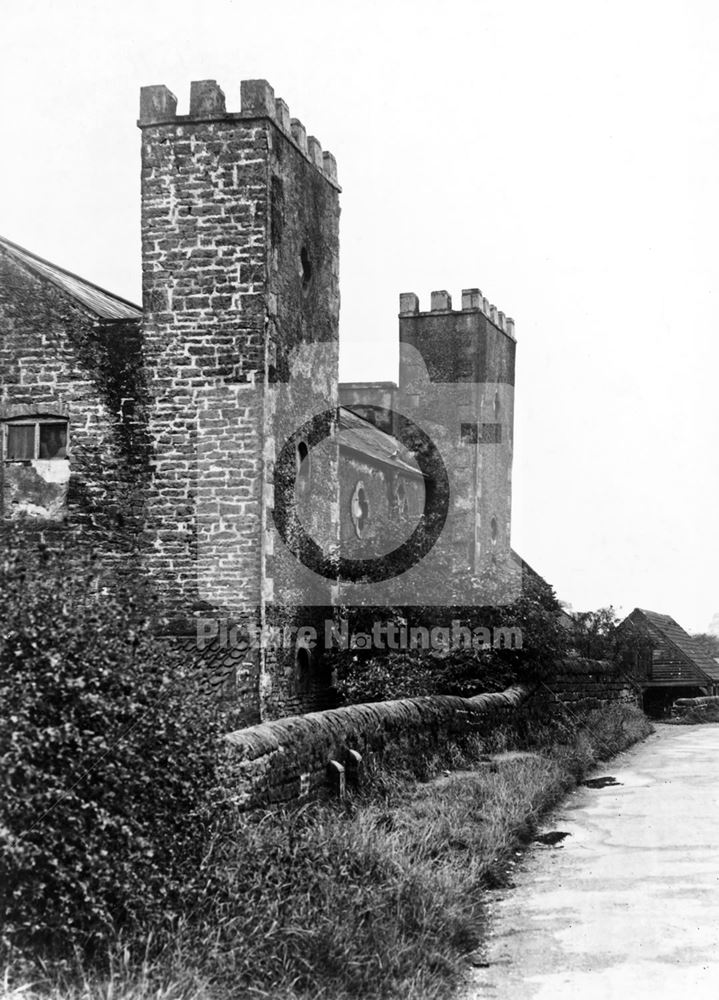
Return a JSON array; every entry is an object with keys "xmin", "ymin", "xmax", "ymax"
[{"xmin": 296, "ymin": 440, "xmax": 310, "ymax": 491}]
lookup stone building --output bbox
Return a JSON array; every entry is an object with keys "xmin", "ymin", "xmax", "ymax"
[{"xmin": 0, "ymin": 77, "xmax": 517, "ymax": 724}]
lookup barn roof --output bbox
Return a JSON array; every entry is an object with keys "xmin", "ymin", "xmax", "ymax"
[
  {"xmin": 0, "ymin": 235, "xmax": 142, "ymax": 321},
  {"xmin": 338, "ymin": 406, "xmax": 426, "ymax": 478},
  {"xmin": 630, "ymin": 608, "xmax": 719, "ymax": 684}
]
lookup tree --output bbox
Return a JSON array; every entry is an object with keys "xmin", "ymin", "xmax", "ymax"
[
  {"xmin": 570, "ymin": 606, "xmax": 620, "ymax": 660},
  {"xmin": 335, "ymin": 559, "xmax": 569, "ymax": 703},
  {"xmin": 691, "ymin": 633, "xmax": 719, "ymax": 659}
]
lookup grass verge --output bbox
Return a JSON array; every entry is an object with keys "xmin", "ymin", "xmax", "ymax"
[{"xmin": 2, "ymin": 703, "xmax": 652, "ymax": 1000}]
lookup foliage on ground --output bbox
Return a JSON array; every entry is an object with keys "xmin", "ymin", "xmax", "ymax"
[{"xmin": 3, "ymin": 703, "xmax": 651, "ymax": 1000}]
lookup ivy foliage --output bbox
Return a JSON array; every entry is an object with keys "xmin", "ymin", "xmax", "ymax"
[{"xmin": 0, "ymin": 527, "xmax": 225, "ymax": 960}]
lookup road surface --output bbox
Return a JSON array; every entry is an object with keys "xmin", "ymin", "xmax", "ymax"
[{"xmin": 464, "ymin": 724, "xmax": 719, "ymax": 1000}]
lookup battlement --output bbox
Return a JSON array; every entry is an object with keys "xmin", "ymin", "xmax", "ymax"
[
  {"xmin": 399, "ymin": 288, "xmax": 515, "ymax": 339},
  {"xmin": 138, "ymin": 78, "xmax": 339, "ymax": 189}
]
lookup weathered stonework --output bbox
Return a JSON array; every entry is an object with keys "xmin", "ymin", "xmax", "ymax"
[
  {"xmin": 1, "ymin": 77, "xmax": 528, "ymax": 725},
  {"xmin": 138, "ymin": 79, "xmax": 341, "ymax": 722},
  {"xmin": 223, "ymin": 684, "xmax": 531, "ymax": 808},
  {"xmin": 0, "ymin": 244, "xmax": 149, "ymax": 558},
  {"xmin": 222, "ymin": 658, "xmax": 641, "ymax": 809}
]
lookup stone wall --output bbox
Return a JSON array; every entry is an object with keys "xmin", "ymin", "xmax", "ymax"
[
  {"xmin": 222, "ymin": 658, "xmax": 642, "ymax": 809},
  {"xmin": 529, "ymin": 658, "xmax": 641, "ymax": 715},
  {"xmin": 223, "ymin": 685, "xmax": 530, "ymax": 809},
  {"xmin": 671, "ymin": 695, "xmax": 719, "ymax": 718},
  {"xmin": 0, "ymin": 248, "xmax": 149, "ymax": 561}
]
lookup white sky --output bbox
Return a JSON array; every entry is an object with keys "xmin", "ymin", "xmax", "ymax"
[{"xmin": 2, "ymin": 0, "xmax": 717, "ymax": 632}]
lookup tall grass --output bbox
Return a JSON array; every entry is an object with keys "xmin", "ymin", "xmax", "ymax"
[{"xmin": 2, "ymin": 704, "xmax": 651, "ymax": 1000}]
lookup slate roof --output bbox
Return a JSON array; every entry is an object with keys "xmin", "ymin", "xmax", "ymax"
[
  {"xmin": 629, "ymin": 608, "xmax": 719, "ymax": 684},
  {"xmin": 0, "ymin": 235, "xmax": 142, "ymax": 321},
  {"xmin": 338, "ymin": 406, "xmax": 426, "ymax": 478}
]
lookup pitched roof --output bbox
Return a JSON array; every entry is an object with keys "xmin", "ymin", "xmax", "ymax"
[
  {"xmin": 338, "ymin": 406, "xmax": 426, "ymax": 478},
  {"xmin": 632, "ymin": 608, "xmax": 719, "ymax": 683},
  {"xmin": 0, "ymin": 235, "xmax": 142, "ymax": 321}
]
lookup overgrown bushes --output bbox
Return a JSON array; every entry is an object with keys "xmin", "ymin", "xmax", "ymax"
[
  {"xmin": 0, "ymin": 529, "xmax": 225, "ymax": 959},
  {"xmin": 0, "ymin": 524, "xmax": 651, "ymax": 1000},
  {"xmin": 336, "ymin": 568, "xmax": 569, "ymax": 703},
  {"xmin": 4, "ymin": 699, "xmax": 651, "ymax": 1000}
]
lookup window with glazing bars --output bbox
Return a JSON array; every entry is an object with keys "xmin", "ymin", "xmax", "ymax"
[{"xmin": 3, "ymin": 418, "xmax": 68, "ymax": 461}]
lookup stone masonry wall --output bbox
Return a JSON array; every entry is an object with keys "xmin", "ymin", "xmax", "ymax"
[
  {"xmin": 223, "ymin": 685, "xmax": 530, "ymax": 809},
  {"xmin": 138, "ymin": 79, "xmax": 341, "ymax": 722},
  {"xmin": 0, "ymin": 249, "xmax": 149, "ymax": 562},
  {"xmin": 398, "ymin": 290, "xmax": 516, "ymax": 589},
  {"xmin": 529, "ymin": 657, "xmax": 640, "ymax": 716},
  {"xmin": 222, "ymin": 658, "xmax": 641, "ymax": 810}
]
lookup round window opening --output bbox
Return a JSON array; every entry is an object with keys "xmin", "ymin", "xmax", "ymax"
[{"xmin": 351, "ymin": 481, "xmax": 370, "ymax": 538}]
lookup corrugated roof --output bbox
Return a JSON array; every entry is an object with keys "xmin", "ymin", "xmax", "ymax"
[
  {"xmin": 635, "ymin": 608, "xmax": 719, "ymax": 683},
  {"xmin": 338, "ymin": 406, "xmax": 425, "ymax": 478},
  {"xmin": 0, "ymin": 235, "xmax": 142, "ymax": 321}
]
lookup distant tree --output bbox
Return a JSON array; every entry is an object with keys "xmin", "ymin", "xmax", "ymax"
[
  {"xmin": 570, "ymin": 606, "xmax": 620, "ymax": 660},
  {"xmin": 691, "ymin": 633, "xmax": 719, "ymax": 659}
]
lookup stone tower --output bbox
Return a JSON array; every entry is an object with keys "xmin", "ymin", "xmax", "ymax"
[
  {"xmin": 397, "ymin": 288, "xmax": 516, "ymax": 602},
  {"xmin": 138, "ymin": 78, "xmax": 340, "ymax": 721}
]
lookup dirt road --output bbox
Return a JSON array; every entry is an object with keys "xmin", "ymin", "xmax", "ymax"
[{"xmin": 465, "ymin": 724, "xmax": 719, "ymax": 999}]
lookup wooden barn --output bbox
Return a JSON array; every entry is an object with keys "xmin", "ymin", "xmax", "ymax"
[{"xmin": 616, "ymin": 608, "xmax": 719, "ymax": 715}]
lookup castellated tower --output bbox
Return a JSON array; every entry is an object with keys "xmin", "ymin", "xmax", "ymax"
[
  {"xmin": 338, "ymin": 287, "xmax": 517, "ymax": 609},
  {"xmin": 398, "ymin": 288, "xmax": 516, "ymax": 594},
  {"xmin": 138, "ymin": 79, "xmax": 340, "ymax": 723}
]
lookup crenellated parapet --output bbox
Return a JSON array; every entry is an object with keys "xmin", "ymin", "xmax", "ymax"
[
  {"xmin": 399, "ymin": 288, "xmax": 515, "ymax": 339},
  {"xmin": 138, "ymin": 78, "xmax": 339, "ymax": 189}
]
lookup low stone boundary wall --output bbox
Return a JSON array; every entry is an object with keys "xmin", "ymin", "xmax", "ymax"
[
  {"xmin": 222, "ymin": 659, "xmax": 642, "ymax": 810},
  {"xmin": 222, "ymin": 685, "xmax": 529, "ymax": 809},
  {"xmin": 530, "ymin": 658, "xmax": 640, "ymax": 715},
  {"xmin": 671, "ymin": 695, "xmax": 719, "ymax": 718}
]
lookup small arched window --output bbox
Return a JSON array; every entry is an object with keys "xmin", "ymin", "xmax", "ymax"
[
  {"xmin": 296, "ymin": 440, "xmax": 310, "ymax": 492},
  {"xmin": 490, "ymin": 516, "xmax": 499, "ymax": 545},
  {"xmin": 296, "ymin": 645, "xmax": 312, "ymax": 693},
  {"xmin": 351, "ymin": 481, "xmax": 369, "ymax": 538}
]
